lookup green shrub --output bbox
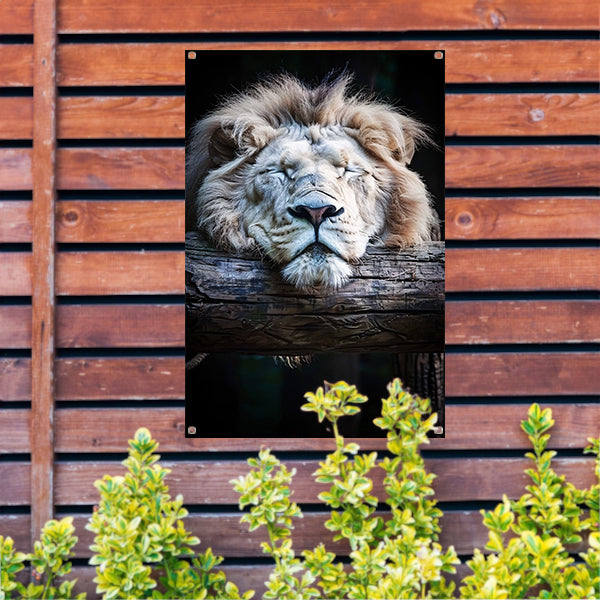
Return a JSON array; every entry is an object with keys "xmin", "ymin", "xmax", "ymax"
[{"xmin": 0, "ymin": 380, "xmax": 598, "ymax": 599}]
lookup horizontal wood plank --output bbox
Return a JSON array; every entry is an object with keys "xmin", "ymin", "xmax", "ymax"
[
  {"xmin": 56, "ymin": 200, "xmax": 184, "ymax": 242},
  {"xmin": 0, "ymin": 357, "xmax": 184, "ymax": 401},
  {"xmin": 0, "ymin": 409, "xmax": 29, "ymax": 453},
  {"xmin": 0, "ymin": 0, "xmax": 33, "ymax": 34},
  {"xmin": 0, "ymin": 253, "xmax": 32, "ymax": 296},
  {"xmin": 0, "ymin": 201, "xmax": 31, "ymax": 242},
  {"xmin": 446, "ymin": 145, "xmax": 599, "ymax": 188},
  {"xmin": 446, "ymin": 93, "xmax": 600, "ymax": 137},
  {"xmin": 57, "ymin": 96, "xmax": 185, "ymax": 139},
  {"xmin": 56, "ymin": 251, "xmax": 184, "ymax": 295},
  {"xmin": 56, "ymin": 41, "xmax": 600, "ymax": 86},
  {"xmin": 0, "ymin": 149, "xmax": 32, "ymax": 190},
  {"xmin": 0, "ymin": 305, "xmax": 31, "ymax": 348},
  {"xmin": 446, "ymin": 352, "xmax": 600, "ymax": 396},
  {"xmin": 446, "ymin": 197, "xmax": 600, "ymax": 240},
  {"xmin": 0, "ymin": 45, "xmax": 33, "ymax": 86},
  {"xmin": 447, "ymin": 300, "xmax": 600, "ymax": 344},
  {"xmin": 55, "ymin": 0, "xmax": 598, "ymax": 33},
  {"xmin": 0, "ymin": 98, "xmax": 33, "ymax": 139},
  {"xmin": 56, "ymin": 148, "xmax": 184, "ymax": 190},
  {"xmin": 446, "ymin": 248, "xmax": 599, "ymax": 292},
  {"xmin": 1, "ymin": 454, "xmax": 595, "ymax": 506}
]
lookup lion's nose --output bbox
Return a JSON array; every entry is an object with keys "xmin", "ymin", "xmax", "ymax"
[{"xmin": 288, "ymin": 204, "xmax": 344, "ymax": 230}]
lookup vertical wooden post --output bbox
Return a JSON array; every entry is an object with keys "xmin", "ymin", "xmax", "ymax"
[{"xmin": 31, "ymin": 0, "xmax": 58, "ymax": 548}]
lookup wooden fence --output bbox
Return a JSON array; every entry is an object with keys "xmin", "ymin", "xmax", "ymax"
[{"xmin": 0, "ymin": 0, "xmax": 599, "ymax": 596}]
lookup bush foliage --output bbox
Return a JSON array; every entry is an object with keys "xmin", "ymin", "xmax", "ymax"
[{"xmin": 0, "ymin": 379, "xmax": 598, "ymax": 599}]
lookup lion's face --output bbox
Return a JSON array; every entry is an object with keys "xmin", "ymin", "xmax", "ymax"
[{"xmin": 186, "ymin": 74, "xmax": 436, "ymax": 290}]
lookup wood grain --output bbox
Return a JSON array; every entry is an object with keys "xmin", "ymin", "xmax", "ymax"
[
  {"xmin": 447, "ymin": 300, "xmax": 600, "ymax": 344},
  {"xmin": 0, "ymin": 98, "xmax": 33, "ymax": 139},
  {"xmin": 186, "ymin": 234, "xmax": 444, "ymax": 355},
  {"xmin": 0, "ymin": 0, "xmax": 33, "ymax": 34},
  {"xmin": 446, "ymin": 197, "xmax": 600, "ymax": 240},
  {"xmin": 56, "ymin": 147, "xmax": 184, "ymax": 190},
  {"xmin": 446, "ymin": 248, "xmax": 600, "ymax": 292},
  {"xmin": 446, "ymin": 145, "xmax": 599, "ymax": 188},
  {"xmin": 0, "ymin": 45, "xmax": 33, "ymax": 86},
  {"xmin": 56, "ymin": 41, "xmax": 600, "ymax": 86},
  {"xmin": 0, "ymin": 306, "xmax": 31, "ymax": 349},
  {"xmin": 0, "ymin": 253, "xmax": 32, "ymax": 296},
  {"xmin": 0, "ymin": 359, "xmax": 30, "ymax": 401},
  {"xmin": 56, "ymin": 251, "xmax": 184, "ymax": 295},
  {"xmin": 56, "ymin": 200, "xmax": 184, "ymax": 242},
  {"xmin": 446, "ymin": 352, "xmax": 600, "ymax": 396},
  {"xmin": 446, "ymin": 93, "xmax": 600, "ymax": 137},
  {"xmin": 0, "ymin": 149, "xmax": 33, "ymax": 190},
  {"xmin": 55, "ymin": 0, "xmax": 598, "ymax": 33},
  {"xmin": 0, "ymin": 201, "xmax": 32, "ymax": 243},
  {"xmin": 57, "ymin": 96, "xmax": 185, "ymax": 139}
]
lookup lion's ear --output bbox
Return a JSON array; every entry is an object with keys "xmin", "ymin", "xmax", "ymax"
[
  {"xmin": 208, "ymin": 122, "xmax": 279, "ymax": 166},
  {"xmin": 208, "ymin": 125, "xmax": 238, "ymax": 166}
]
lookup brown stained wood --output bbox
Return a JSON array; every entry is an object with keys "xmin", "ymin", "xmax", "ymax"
[
  {"xmin": 55, "ymin": 0, "xmax": 598, "ymax": 33},
  {"xmin": 55, "ymin": 304, "xmax": 184, "ymax": 347},
  {"xmin": 0, "ymin": 98, "xmax": 33, "ymax": 139},
  {"xmin": 446, "ymin": 93, "xmax": 600, "ymax": 137},
  {"xmin": 186, "ymin": 233, "xmax": 444, "ymax": 355},
  {"xmin": 0, "ymin": 359, "xmax": 30, "ymax": 401},
  {"xmin": 31, "ymin": 0, "xmax": 58, "ymax": 545},
  {"xmin": 57, "ymin": 96, "xmax": 185, "ymax": 139},
  {"xmin": 446, "ymin": 197, "xmax": 600, "ymax": 240},
  {"xmin": 51, "ymin": 456, "xmax": 596, "ymax": 506},
  {"xmin": 56, "ymin": 41, "xmax": 600, "ymax": 86},
  {"xmin": 447, "ymin": 300, "xmax": 600, "ymax": 344},
  {"xmin": 446, "ymin": 352, "xmax": 600, "ymax": 397},
  {"xmin": 0, "ymin": 201, "xmax": 32, "ymax": 242},
  {"xmin": 0, "ymin": 306, "xmax": 31, "ymax": 349},
  {"xmin": 446, "ymin": 248, "xmax": 599, "ymax": 292},
  {"xmin": 0, "ymin": 0, "xmax": 33, "ymax": 34},
  {"xmin": 56, "ymin": 200, "xmax": 184, "ymax": 243},
  {"xmin": 0, "ymin": 149, "xmax": 33, "ymax": 190},
  {"xmin": 0, "ymin": 253, "xmax": 32, "ymax": 296},
  {"xmin": 50, "ymin": 403, "xmax": 600, "ymax": 453},
  {"xmin": 0, "ymin": 462, "xmax": 30, "ymax": 505},
  {"xmin": 0, "ymin": 409, "xmax": 29, "ymax": 453},
  {"xmin": 56, "ymin": 251, "xmax": 183, "ymax": 295},
  {"xmin": 0, "ymin": 45, "xmax": 33, "ymax": 86},
  {"xmin": 446, "ymin": 145, "xmax": 599, "ymax": 188},
  {"xmin": 56, "ymin": 147, "xmax": 184, "ymax": 190},
  {"xmin": 55, "ymin": 357, "xmax": 184, "ymax": 400}
]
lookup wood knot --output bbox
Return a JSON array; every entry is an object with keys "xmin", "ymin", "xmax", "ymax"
[
  {"xmin": 63, "ymin": 209, "xmax": 79, "ymax": 224},
  {"xmin": 457, "ymin": 212, "xmax": 473, "ymax": 226},
  {"xmin": 528, "ymin": 108, "xmax": 545, "ymax": 123},
  {"xmin": 487, "ymin": 7, "xmax": 507, "ymax": 28}
]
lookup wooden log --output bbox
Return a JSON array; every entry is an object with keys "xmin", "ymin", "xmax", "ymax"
[
  {"xmin": 56, "ymin": 41, "xmax": 600, "ymax": 86},
  {"xmin": 447, "ymin": 248, "xmax": 599, "ymax": 292},
  {"xmin": 185, "ymin": 232, "xmax": 444, "ymax": 355},
  {"xmin": 54, "ymin": 0, "xmax": 598, "ymax": 33},
  {"xmin": 447, "ymin": 300, "xmax": 600, "ymax": 344},
  {"xmin": 446, "ymin": 197, "xmax": 600, "ymax": 240}
]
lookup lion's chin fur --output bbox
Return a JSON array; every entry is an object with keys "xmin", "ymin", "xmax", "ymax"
[{"xmin": 281, "ymin": 249, "xmax": 353, "ymax": 290}]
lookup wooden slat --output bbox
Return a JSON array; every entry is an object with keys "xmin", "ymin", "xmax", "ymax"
[
  {"xmin": 0, "ymin": 45, "xmax": 33, "ymax": 86},
  {"xmin": 55, "ymin": 0, "xmax": 598, "ymax": 33},
  {"xmin": 0, "ymin": 253, "xmax": 32, "ymax": 296},
  {"xmin": 31, "ymin": 0, "xmax": 58, "ymax": 544},
  {"xmin": 446, "ymin": 352, "xmax": 600, "ymax": 396},
  {"xmin": 0, "ymin": 98, "xmax": 33, "ymax": 139},
  {"xmin": 0, "ymin": 201, "xmax": 32, "ymax": 243},
  {"xmin": 0, "ymin": 359, "xmax": 30, "ymax": 401},
  {"xmin": 446, "ymin": 248, "xmax": 599, "ymax": 292},
  {"xmin": 57, "ymin": 96, "xmax": 185, "ymax": 139},
  {"xmin": 0, "ymin": 304, "xmax": 183, "ymax": 349},
  {"xmin": 50, "ymin": 456, "xmax": 595, "ymax": 505},
  {"xmin": 56, "ymin": 251, "xmax": 183, "ymax": 295},
  {"xmin": 0, "ymin": 149, "xmax": 33, "ymax": 190},
  {"xmin": 446, "ymin": 145, "xmax": 599, "ymax": 188},
  {"xmin": 48, "ymin": 403, "xmax": 600, "ymax": 453},
  {"xmin": 56, "ymin": 41, "xmax": 600, "ymax": 86},
  {"xmin": 56, "ymin": 148, "xmax": 184, "ymax": 190},
  {"xmin": 0, "ymin": 409, "xmax": 29, "ymax": 453},
  {"xmin": 56, "ymin": 200, "xmax": 184, "ymax": 242},
  {"xmin": 446, "ymin": 197, "xmax": 600, "ymax": 240},
  {"xmin": 0, "ymin": 0, "xmax": 33, "ymax": 34},
  {"xmin": 446, "ymin": 93, "xmax": 600, "ymax": 137},
  {"xmin": 447, "ymin": 300, "xmax": 600, "ymax": 344}
]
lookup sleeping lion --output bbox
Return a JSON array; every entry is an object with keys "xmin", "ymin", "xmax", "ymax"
[{"xmin": 186, "ymin": 73, "xmax": 437, "ymax": 290}]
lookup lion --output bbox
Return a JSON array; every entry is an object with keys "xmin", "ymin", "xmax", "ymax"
[{"xmin": 186, "ymin": 73, "xmax": 437, "ymax": 290}]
